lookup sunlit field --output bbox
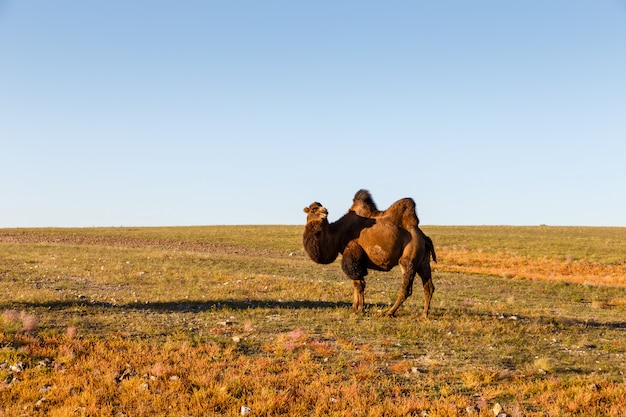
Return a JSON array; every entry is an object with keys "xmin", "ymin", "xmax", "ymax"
[{"xmin": 1, "ymin": 226, "xmax": 625, "ymax": 416}]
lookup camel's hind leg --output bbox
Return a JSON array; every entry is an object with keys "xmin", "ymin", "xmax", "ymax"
[
  {"xmin": 385, "ymin": 259, "xmax": 415, "ymax": 317},
  {"xmin": 417, "ymin": 257, "xmax": 435, "ymax": 319}
]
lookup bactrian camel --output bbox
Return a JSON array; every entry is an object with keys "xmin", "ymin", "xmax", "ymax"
[{"xmin": 303, "ymin": 190, "xmax": 436, "ymax": 318}]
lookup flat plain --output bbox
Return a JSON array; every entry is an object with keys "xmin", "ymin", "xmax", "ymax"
[{"xmin": 1, "ymin": 226, "xmax": 625, "ymax": 416}]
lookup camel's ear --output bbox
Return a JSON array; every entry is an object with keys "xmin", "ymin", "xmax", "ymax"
[{"xmin": 303, "ymin": 207, "xmax": 310, "ymax": 214}]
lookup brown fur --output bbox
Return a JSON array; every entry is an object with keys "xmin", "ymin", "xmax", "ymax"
[
  {"xmin": 303, "ymin": 191, "xmax": 436, "ymax": 318},
  {"xmin": 303, "ymin": 202, "xmax": 374, "ymax": 265},
  {"xmin": 351, "ymin": 190, "xmax": 435, "ymax": 263},
  {"xmin": 351, "ymin": 189, "xmax": 420, "ymax": 229}
]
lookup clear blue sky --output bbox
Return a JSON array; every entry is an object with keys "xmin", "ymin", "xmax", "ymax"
[{"xmin": 1, "ymin": 1, "xmax": 625, "ymax": 227}]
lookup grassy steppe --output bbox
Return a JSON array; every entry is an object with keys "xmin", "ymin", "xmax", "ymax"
[{"xmin": 1, "ymin": 226, "xmax": 625, "ymax": 416}]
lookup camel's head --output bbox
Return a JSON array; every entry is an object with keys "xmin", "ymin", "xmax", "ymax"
[{"xmin": 303, "ymin": 202, "xmax": 328, "ymax": 223}]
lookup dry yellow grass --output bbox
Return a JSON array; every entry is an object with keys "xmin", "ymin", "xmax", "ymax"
[
  {"xmin": 435, "ymin": 247, "xmax": 626, "ymax": 286},
  {"xmin": 1, "ymin": 226, "xmax": 625, "ymax": 416},
  {"xmin": 423, "ymin": 225, "xmax": 626, "ymax": 287}
]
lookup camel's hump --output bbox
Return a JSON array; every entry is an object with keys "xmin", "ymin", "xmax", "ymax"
[{"xmin": 353, "ymin": 189, "xmax": 377, "ymax": 206}]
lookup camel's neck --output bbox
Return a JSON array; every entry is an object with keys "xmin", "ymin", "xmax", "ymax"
[
  {"xmin": 302, "ymin": 219, "xmax": 339, "ymax": 264},
  {"xmin": 303, "ymin": 212, "xmax": 375, "ymax": 265}
]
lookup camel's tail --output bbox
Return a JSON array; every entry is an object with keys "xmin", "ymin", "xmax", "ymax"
[{"xmin": 424, "ymin": 233, "xmax": 437, "ymax": 263}]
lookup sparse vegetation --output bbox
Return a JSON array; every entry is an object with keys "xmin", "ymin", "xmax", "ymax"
[{"xmin": 1, "ymin": 226, "xmax": 625, "ymax": 416}]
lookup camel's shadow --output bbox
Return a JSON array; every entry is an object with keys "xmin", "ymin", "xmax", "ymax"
[
  {"xmin": 5, "ymin": 300, "xmax": 625, "ymax": 330},
  {"xmin": 123, "ymin": 299, "xmax": 357, "ymax": 312},
  {"xmin": 6, "ymin": 298, "xmax": 356, "ymax": 313}
]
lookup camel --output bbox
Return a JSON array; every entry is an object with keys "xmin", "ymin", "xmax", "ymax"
[{"xmin": 303, "ymin": 190, "xmax": 436, "ymax": 318}]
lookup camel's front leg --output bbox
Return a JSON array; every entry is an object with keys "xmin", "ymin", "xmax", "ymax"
[
  {"xmin": 341, "ymin": 241, "xmax": 368, "ymax": 314},
  {"xmin": 351, "ymin": 279, "xmax": 366, "ymax": 313}
]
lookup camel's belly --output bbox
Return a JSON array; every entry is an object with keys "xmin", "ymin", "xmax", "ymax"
[{"xmin": 364, "ymin": 244, "xmax": 399, "ymax": 271}]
